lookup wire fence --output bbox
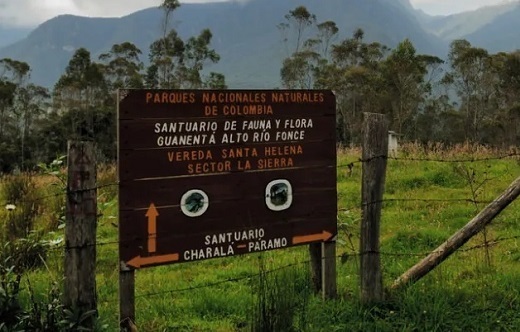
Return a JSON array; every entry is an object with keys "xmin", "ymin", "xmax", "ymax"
[
  {"xmin": 93, "ymin": 230, "xmax": 520, "ymax": 303},
  {"xmin": 2, "ymin": 152, "xmax": 520, "ymax": 208},
  {"xmin": 1, "ymin": 151, "xmax": 520, "ymax": 307}
]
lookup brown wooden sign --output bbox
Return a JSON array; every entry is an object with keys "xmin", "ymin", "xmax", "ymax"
[{"xmin": 118, "ymin": 89, "xmax": 337, "ymax": 269}]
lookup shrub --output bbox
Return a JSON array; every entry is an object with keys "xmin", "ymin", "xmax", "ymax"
[
  {"xmin": 1, "ymin": 174, "xmax": 41, "ymax": 241},
  {"xmin": 0, "ymin": 258, "xmax": 103, "ymax": 331},
  {"xmin": 0, "ymin": 261, "xmax": 23, "ymax": 328},
  {"xmin": 0, "ymin": 237, "xmax": 49, "ymax": 273}
]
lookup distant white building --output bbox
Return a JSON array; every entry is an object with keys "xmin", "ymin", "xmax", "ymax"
[{"xmin": 388, "ymin": 131, "xmax": 400, "ymax": 157}]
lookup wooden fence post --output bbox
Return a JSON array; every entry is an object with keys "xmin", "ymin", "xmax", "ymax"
[
  {"xmin": 64, "ymin": 141, "xmax": 97, "ymax": 326},
  {"xmin": 360, "ymin": 113, "xmax": 388, "ymax": 303}
]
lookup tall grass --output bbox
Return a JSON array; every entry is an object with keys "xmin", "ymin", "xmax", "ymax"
[
  {"xmin": 251, "ymin": 258, "xmax": 312, "ymax": 332},
  {"xmin": 1, "ymin": 143, "xmax": 520, "ymax": 330}
]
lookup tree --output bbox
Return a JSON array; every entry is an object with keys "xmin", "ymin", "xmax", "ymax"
[
  {"xmin": 483, "ymin": 51, "xmax": 520, "ymax": 146},
  {"xmin": 445, "ymin": 39, "xmax": 493, "ymax": 143},
  {"xmin": 281, "ymin": 50, "xmax": 321, "ymax": 89},
  {"xmin": 317, "ymin": 21, "xmax": 339, "ymax": 59},
  {"xmin": 204, "ymin": 72, "xmax": 227, "ymax": 89},
  {"xmin": 282, "ymin": 6, "xmax": 317, "ymax": 53},
  {"xmin": 382, "ymin": 39, "xmax": 428, "ymax": 137},
  {"xmin": 315, "ymin": 29, "xmax": 387, "ymax": 145},
  {"xmin": 148, "ymin": 2, "xmax": 225, "ymax": 89},
  {"xmin": 179, "ymin": 29, "xmax": 221, "ymax": 88},
  {"xmin": 279, "ymin": 7, "xmax": 336, "ymax": 90},
  {"xmin": 53, "ymin": 48, "xmax": 114, "ymax": 158},
  {"xmin": 148, "ymin": 29, "xmax": 185, "ymax": 88},
  {"xmin": 99, "ymin": 42, "xmax": 144, "ymax": 90},
  {"xmin": 13, "ymin": 84, "xmax": 49, "ymax": 169},
  {"xmin": 0, "ymin": 59, "xmax": 31, "ymax": 137},
  {"xmin": 161, "ymin": 0, "xmax": 181, "ymax": 38},
  {"xmin": 0, "ymin": 59, "xmax": 49, "ymax": 171},
  {"xmin": 54, "ymin": 48, "xmax": 109, "ymax": 113}
]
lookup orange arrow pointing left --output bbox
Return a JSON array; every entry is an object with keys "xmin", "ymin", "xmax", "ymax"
[
  {"xmin": 292, "ymin": 231, "xmax": 334, "ymax": 245},
  {"xmin": 126, "ymin": 253, "xmax": 180, "ymax": 269},
  {"xmin": 146, "ymin": 203, "xmax": 159, "ymax": 253}
]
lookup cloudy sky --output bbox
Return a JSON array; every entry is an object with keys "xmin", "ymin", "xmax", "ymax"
[{"xmin": 0, "ymin": 0, "xmax": 514, "ymax": 27}]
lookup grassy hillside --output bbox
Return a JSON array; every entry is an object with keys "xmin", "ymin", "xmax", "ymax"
[{"xmin": 1, "ymin": 144, "xmax": 520, "ymax": 330}]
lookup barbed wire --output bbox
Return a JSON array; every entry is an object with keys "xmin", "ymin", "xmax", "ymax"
[
  {"xmin": 3, "ymin": 179, "xmax": 504, "ymax": 223},
  {"xmin": 95, "ymin": 233, "xmax": 520, "ymax": 302},
  {"xmin": 1, "ymin": 150, "xmax": 518, "ymax": 208},
  {"xmin": 336, "ymin": 152, "xmax": 520, "ymax": 169},
  {"xmin": 362, "ymin": 198, "xmax": 496, "ymax": 206},
  {"xmin": 41, "ymin": 231, "xmax": 520, "ymax": 264},
  {"xmin": 0, "ymin": 182, "xmax": 119, "ymax": 207}
]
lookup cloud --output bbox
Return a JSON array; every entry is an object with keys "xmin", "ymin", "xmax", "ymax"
[
  {"xmin": 0, "ymin": 0, "xmax": 514, "ymax": 28},
  {"xmin": 0, "ymin": 0, "xmax": 84, "ymax": 26},
  {"xmin": 0, "ymin": 0, "xmax": 232, "ymax": 27},
  {"xmin": 409, "ymin": 0, "xmax": 510, "ymax": 15},
  {"xmin": 69, "ymin": 0, "xmax": 158, "ymax": 18}
]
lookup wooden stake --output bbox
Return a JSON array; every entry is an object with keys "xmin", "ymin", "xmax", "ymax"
[{"xmin": 392, "ymin": 175, "xmax": 520, "ymax": 290}]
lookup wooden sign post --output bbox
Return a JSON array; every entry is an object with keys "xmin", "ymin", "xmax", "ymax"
[{"xmin": 117, "ymin": 90, "xmax": 337, "ymax": 326}]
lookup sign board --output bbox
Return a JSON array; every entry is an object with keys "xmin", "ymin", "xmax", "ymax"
[{"xmin": 118, "ymin": 90, "xmax": 337, "ymax": 269}]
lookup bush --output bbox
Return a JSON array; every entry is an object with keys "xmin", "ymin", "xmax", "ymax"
[
  {"xmin": 0, "ymin": 261, "xmax": 23, "ymax": 328},
  {"xmin": 0, "ymin": 257, "xmax": 103, "ymax": 332},
  {"xmin": 0, "ymin": 237, "xmax": 49, "ymax": 273},
  {"xmin": 1, "ymin": 174, "xmax": 41, "ymax": 241}
]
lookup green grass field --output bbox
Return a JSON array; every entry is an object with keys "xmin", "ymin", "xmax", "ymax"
[{"xmin": 2, "ymin": 144, "xmax": 520, "ymax": 331}]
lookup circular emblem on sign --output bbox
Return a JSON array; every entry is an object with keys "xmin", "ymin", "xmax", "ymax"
[
  {"xmin": 181, "ymin": 189, "xmax": 209, "ymax": 217},
  {"xmin": 265, "ymin": 179, "xmax": 293, "ymax": 211}
]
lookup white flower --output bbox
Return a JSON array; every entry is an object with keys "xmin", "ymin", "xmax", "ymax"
[
  {"xmin": 5, "ymin": 204, "xmax": 16, "ymax": 211},
  {"xmin": 49, "ymin": 238, "xmax": 63, "ymax": 246}
]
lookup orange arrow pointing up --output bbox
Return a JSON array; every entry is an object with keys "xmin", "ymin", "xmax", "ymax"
[
  {"xmin": 292, "ymin": 231, "xmax": 334, "ymax": 245},
  {"xmin": 146, "ymin": 203, "xmax": 159, "ymax": 253},
  {"xmin": 126, "ymin": 253, "xmax": 180, "ymax": 269}
]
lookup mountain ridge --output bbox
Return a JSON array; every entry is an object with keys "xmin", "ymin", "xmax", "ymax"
[{"xmin": 0, "ymin": 0, "xmax": 518, "ymax": 88}]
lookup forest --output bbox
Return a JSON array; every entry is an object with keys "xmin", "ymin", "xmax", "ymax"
[{"xmin": 1, "ymin": 1, "xmax": 519, "ymax": 173}]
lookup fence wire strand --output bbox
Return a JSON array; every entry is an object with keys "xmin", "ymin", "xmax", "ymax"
[
  {"xmin": 96, "ymin": 232, "xmax": 520, "ymax": 303},
  {"xmin": 2, "ymin": 151, "xmax": 520, "ymax": 309}
]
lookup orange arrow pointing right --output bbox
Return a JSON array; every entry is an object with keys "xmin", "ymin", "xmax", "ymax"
[
  {"xmin": 292, "ymin": 231, "xmax": 334, "ymax": 245},
  {"xmin": 126, "ymin": 253, "xmax": 180, "ymax": 269}
]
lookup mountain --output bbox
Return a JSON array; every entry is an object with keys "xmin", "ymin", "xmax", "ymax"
[
  {"xmin": 463, "ymin": 4, "xmax": 520, "ymax": 52},
  {"xmin": 0, "ymin": 26, "xmax": 31, "ymax": 48},
  {"xmin": 422, "ymin": 1, "xmax": 520, "ymax": 41},
  {"xmin": 0, "ymin": 0, "xmax": 444, "ymax": 89}
]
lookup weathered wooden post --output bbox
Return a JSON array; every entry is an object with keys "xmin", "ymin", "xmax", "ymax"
[
  {"xmin": 309, "ymin": 243, "xmax": 322, "ymax": 292},
  {"xmin": 64, "ymin": 141, "xmax": 97, "ymax": 327},
  {"xmin": 310, "ymin": 235, "xmax": 337, "ymax": 300},
  {"xmin": 322, "ymin": 241, "xmax": 337, "ymax": 299},
  {"xmin": 119, "ymin": 268, "xmax": 136, "ymax": 331},
  {"xmin": 360, "ymin": 113, "xmax": 388, "ymax": 303}
]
